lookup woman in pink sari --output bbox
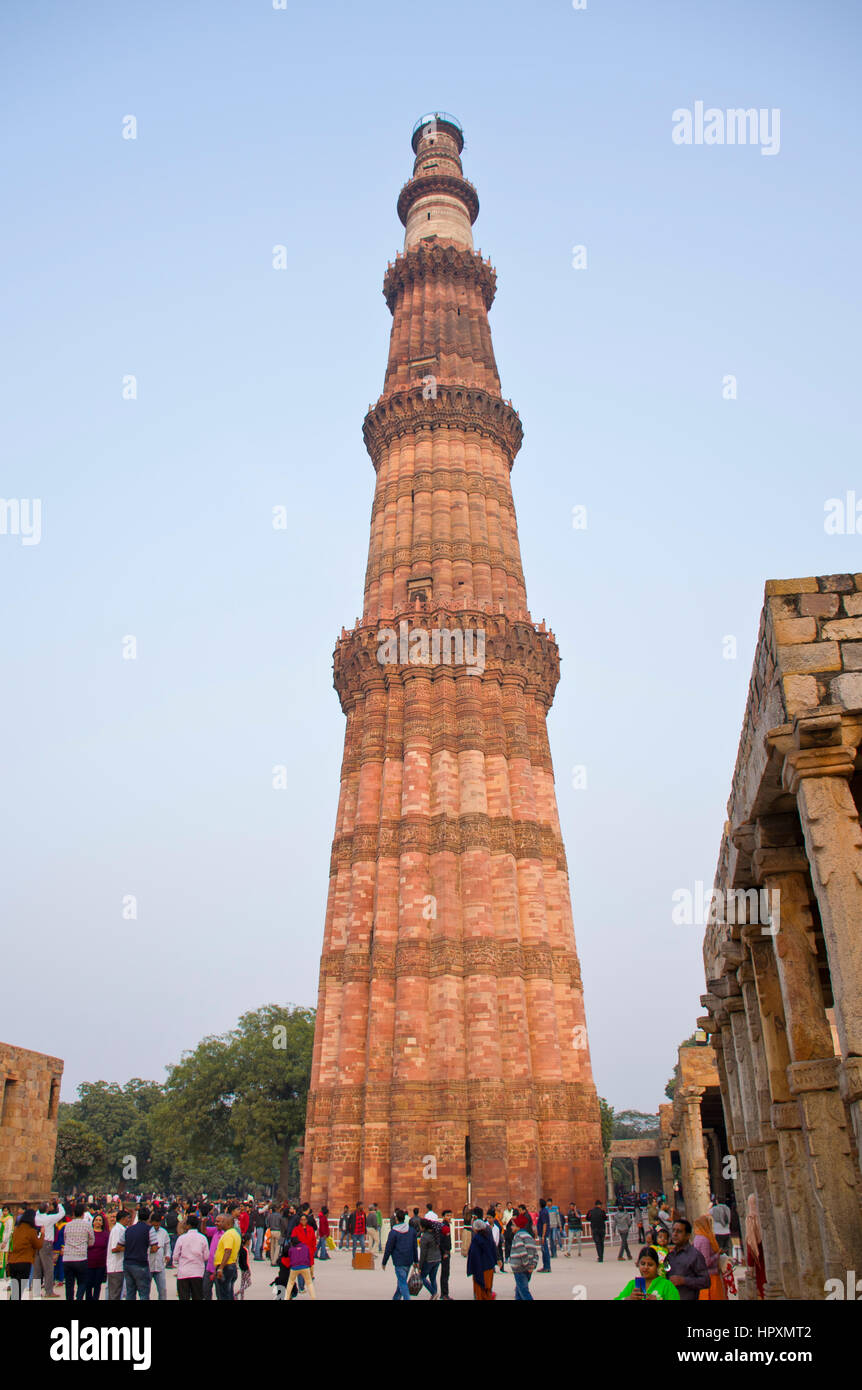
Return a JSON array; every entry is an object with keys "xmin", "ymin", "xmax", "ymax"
[{"xmin": 692, "ymin": 1214, "xmax": 725, "ymax": 1300}]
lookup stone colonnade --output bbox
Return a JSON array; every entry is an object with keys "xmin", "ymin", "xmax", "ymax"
[{"xmin": 702, "ymin": 575, "xmax": 862, "ymax": 1299}]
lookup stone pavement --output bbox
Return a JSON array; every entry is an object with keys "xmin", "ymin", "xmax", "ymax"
[{"xmin": 228, "ymin": 1243, "xmax": 634, "ymax": 1302}]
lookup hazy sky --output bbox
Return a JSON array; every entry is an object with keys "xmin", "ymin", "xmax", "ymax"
[{"xmin": 3, "ymin": 0, "xmax": 860, "ymax": 1114}]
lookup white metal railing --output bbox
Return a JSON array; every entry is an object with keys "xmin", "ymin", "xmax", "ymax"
[{"xmin": 322, "ymin": 1212, "xmax": 655, "ymax": 1260}]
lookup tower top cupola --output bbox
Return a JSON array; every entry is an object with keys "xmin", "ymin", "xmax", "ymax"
[
  {"xmin": 399, "ymin": 113, "xmax": 478, "ymax": 252},
  {"xmin": 410, "ymin": 111, "xmax": 464, "ymax": 153}
]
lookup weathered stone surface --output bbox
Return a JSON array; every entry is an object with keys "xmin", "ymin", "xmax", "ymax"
[
  {"xmin": 782, "ymin": 674, "xmax": 819, "ymax": 716},
  {"xmin": 830, "ymin": 673, "xmax": 862, "ymax": 706},
  {"xmin": 773, "ymin": 617, "xmax": 817, "ymax": 645},
  {"xmin": 777, "ymin": 641, "xmax": 841, "ymax": 674},
  {"xmin": 822, "ymin": 618, "xmax": 862, "ymax": 641},
  {"xmin": 840, "ymin": 642, "xmax": 862, "ymax": 670},
  {"xmin": 800, "ymin": 593, "xmax": 840, "ymax": 618},
  {"xmin": 765, "ymin": 578, "xmax": 818, "ymax": 595}
]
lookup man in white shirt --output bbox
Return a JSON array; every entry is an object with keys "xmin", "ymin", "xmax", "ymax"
[
  {"xmin": 148, "ymin": 1210, "xmax": 172, "ymax": 1300},
  {"xmin": 106, "ymin": 1210, "xmax": 131, "ymax": 1301},
  {"xmin": 34, "ymin": 1200, "xmax": 65, "ymax": 1298}
]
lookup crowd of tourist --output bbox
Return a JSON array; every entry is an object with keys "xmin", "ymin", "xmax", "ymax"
[
  {"xmin": 433, "ymin": 1191, "xmax": 749, "ymax": 1302},
  {"xmin": 0, "ymin": 1186, "xmax": 761, "ymax": 1302}
]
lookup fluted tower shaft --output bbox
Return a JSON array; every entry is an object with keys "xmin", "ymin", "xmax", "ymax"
[{"xmin": 303, "ymin": 116, "xmax": 604, "ymax": 1212}]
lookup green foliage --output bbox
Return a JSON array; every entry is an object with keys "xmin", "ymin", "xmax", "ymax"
[
  {"xmin": 52, "ymin": 1004, "xmax": 316, "ymax": 1197},
  {"xmin": 611, "ymin": 1158, "xmax": 633, "ymax": 1187},
  {"xmin": 53, "ymin": 1080, "xmax": 173, "ymax": 1192},
  {"xmin": 597, "ymin": 1096, "xmax": 614, "ymax": 1156},
  {"xmin": 53, "ymin": 1118, "xmax": 106, "ymax": 1189},
  {"xmin": 150, "ymin": 1003, "xmax": 315, "ymax": 1197},
  {"xmin": 612, "ymin": 1109, "xmax": 660, "ymax": 1140}
]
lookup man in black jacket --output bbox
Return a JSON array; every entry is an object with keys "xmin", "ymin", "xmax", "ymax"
[
  {"xmin": 252, "ymin": 1203, "xmax": 268, "ymax": 1261},
  {"xmin": 438, "ymin": 1210, "xmax": 453, "ymax": 1300},
  {"xmin": 338, "ymin": 1206, "xmax": 350, "ymax": 1249},
  {"xmin": 586, "ymin": 1199, "xmax": 607, "ymax": 1262},
  {"xmin": 266, "ymin": 1203, "xmax": 284, "ymax": 1266}
]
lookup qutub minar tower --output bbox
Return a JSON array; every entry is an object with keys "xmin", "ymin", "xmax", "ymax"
[{"xmin": 303, "ymin": 115, "xmax": 604, "ymax": 1211}]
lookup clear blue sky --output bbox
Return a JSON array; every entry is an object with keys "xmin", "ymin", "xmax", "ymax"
[{"xmin": 2, "ymin": 0, "xmax": 860, "ymax": 1115}]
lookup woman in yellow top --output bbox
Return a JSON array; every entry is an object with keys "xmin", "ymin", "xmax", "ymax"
[{"xmin": 615, "ymin": 1247, "xmax": 680, "ymax": 1301}]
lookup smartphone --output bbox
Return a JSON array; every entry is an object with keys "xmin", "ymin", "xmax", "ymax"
[{"xmin": 634, "ymin": 1276, "xmax": 647, "ymax": 1295}]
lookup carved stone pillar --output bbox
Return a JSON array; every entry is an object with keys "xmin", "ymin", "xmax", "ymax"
[
  {"xmin": 713, "ymin": 1017, "xmax": 753, "ymax": 1216},
  {"xmin": 754, "ymin": 839, "xmax": 862, "ymax": 1284},
  {"xmin": 704, "ymin": 1129, "xmax": 722, "ymax": 1195},
  {"xmin": 782, "ymin": 716, "xmax": 862, "ymax": 1169},
  {"xmin": 633, "ymin": 1156, "xmax": 641, "ymax": 1194},
  {"xmin": 738, "ymin": 955, "xmax": 800, "ymax": 1297},
  {"xmin": 660, "ymin": 1146, "xmax": 674, "ymax": 1203},
  {"xmin": 746, "ymin": 925, "xmax": 826, "ymax": 1299},
  {"xmin": 677, "ymin": 1087, "xmax": 711, "ymax": 1222},
  {"xmin": 605, "ymin": 1156, "xmax": 614, "ymax": 1205},
  {"xmin": 727, "ymin": 996, "xmax": 784, "ymax": 1296}
]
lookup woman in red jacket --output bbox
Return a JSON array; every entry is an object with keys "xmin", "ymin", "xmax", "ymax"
[
  {"xmin": 279, "ymin": 1211, "xmax": 316, "ymax": 1299},
  {"xmin": 291, "ymin": 1213, "xmax": 316, "ymax": 1265}
]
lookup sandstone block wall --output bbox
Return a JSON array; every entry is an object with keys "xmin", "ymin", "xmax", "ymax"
[{"xmin": 0, "ymin": 1041, "xmax": 64, "ymax": 1204}]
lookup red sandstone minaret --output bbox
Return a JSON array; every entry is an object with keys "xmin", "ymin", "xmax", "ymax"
[{"xmin": 303, "ymin": 115, "xmax": 604, "ymax": 1212}]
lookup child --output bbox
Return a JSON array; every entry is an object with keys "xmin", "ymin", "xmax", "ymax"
[
  {"xmin": 283, "ymin": 1235, "xmax": 316, "ymax": 1301},
  {"xmin": 237, "ymin": 1231, "xmax": 252, "ymax": 1300},
  {"xmin": 650, "ymin": 1226, "xmax": 670, "ymax": 1270}
]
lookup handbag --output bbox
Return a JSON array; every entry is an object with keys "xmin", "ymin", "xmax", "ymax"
[
  {"xmin": 407, "ymin": 1263, "xmax": 422, "ymax": 1297},
  {"xmin": 326, "ymin": 1235, "xmax": 335, "ymax": 1250}
]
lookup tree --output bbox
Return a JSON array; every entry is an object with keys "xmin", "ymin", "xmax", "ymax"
[
  {"xmin": 612, "ymin": 1109, "xmax": 660, "ymax": 1139},
  {"xmin": 53, "ymin": 1117, "xmax": 105, "ymax": 1190},
  {"xmin": 150, "ymin": 1003, "xmax": 315, "ymax": 1198},
  {"xmin": 68, "ymin": 1079, "xmax": 173, "ymax": 1192}
]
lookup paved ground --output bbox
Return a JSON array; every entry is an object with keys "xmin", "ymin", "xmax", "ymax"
[{"xmin": 231, "ymin": 1243, "xmax": 636, "ymax": 1301}]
